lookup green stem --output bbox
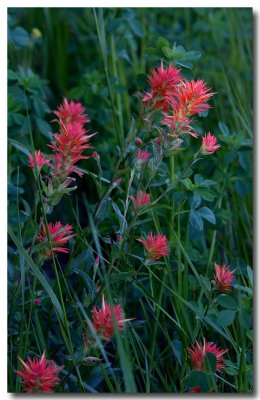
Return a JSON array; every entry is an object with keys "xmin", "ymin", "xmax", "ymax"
[{"xmin": 169, "ymin": 154, "xmax": 175, "ymax": 233}]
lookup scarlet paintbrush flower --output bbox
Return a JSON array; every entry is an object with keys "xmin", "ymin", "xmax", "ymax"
[
  {"xmin": 142, "ymin": 61, "xmax": 182, "ymax": 111},
  {"xmin": 130, "ymin": 191, "xmax": 151, "ymax": 208},
  {"xmin": 137, "ymin": 149, "xmax": 151, "ymax": 164},
  {"xmin": 15, "ymin": 353, "xmax": 63, "ymax": 393},
  {"xmin": 37, "ymin": 221, "xmax": 75, "ymax": 256},
  {"xmin": 201, "ymin": 132, "xmax": 220, "ymax": 154},
  {"xmin": 49, "ymin": 121, "xmax": 94, "ymax": 177},
  {"xmin": 53, "ymin": 98, "xmax": 89, "ymax": 126},
  {"xmin": 28, "ymin": 150, "xmax": 50, "ymax": 169},
  {"xmin": 213, "ymin": 263, "xmax": 234, "ymax": 291},
  {"xmin": 137, "ymin": 232, "xmax": 170, "ymax": 261},
  {"xmin": 91, "ymin": 294, "xmax": 131, "ymax": 340},
  {"xmin": 162, "ymin": 111, "xmax": 198, "ymax": 138},
  {"xmin": 187, "ymin": 338, "xmax": 228, "ymax": 372},
  {"xmin": 177, "ymin": 79, "xmax": 214, "ymax": 116}
]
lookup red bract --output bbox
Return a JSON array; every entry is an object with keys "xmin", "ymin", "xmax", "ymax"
[
  {"xmin": 187, "ymin": 338, "xmax": 228, "ymax": 372},
  {"xmin": 177, "ymin": 80, "xmax": 214, "ymax": 116},
  {"xmin": 214, "ymin": 263, "xmax": 234, "ymax": 291},
  {"xmin": 15, "ymin": 353, "xmax": 63, "ymax": 393},
  {"xmin": 130, "ymin": 191, "xmax": 151, "ymax": 208},
  {"xmin": 162, "ymin": 111, "xmax": 198, "ymax": 138},
  {"xmin": 142, "ymin": 61, "xmax": 182, "ymax": 111},
  {"xmin": 91, "ymin": 294, "xmax": 128, "ymax": 340},
  {"xmin": 137, "ymin": 149, "xmax": 151, "ymax": 163},
  {"xmin": 49, "ymin": 122, "xmax": 94, "ymax": 177},
  {"xmin": 28, "ymin": 150, "xmax": 50, "ymax": 169},
  {"xmin": 137, "ymin": 232, "xmax": 170, "ymax": 260},
  {"xmin": 37, "ymin": 221, "xmax": 75, "ymax": 256},
  {"xmin": 202, "ymin": 132, "xmax": 220, "ymax": 154},
  {"xmin": 53, "ymin": 98, "xmax": 89, "ymax": 126}
]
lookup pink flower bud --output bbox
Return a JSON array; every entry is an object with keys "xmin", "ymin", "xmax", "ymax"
[
  {"xmin": 155, "ymin": 137, "xmax": 161, "ymax": 146},
  {"xmin": 114, "ymin": 178, "xmax": 122, "ymax": 186},
  {"xmin": 135, "ymin": 138, "xmax": 143, "ymax": 146},
  {"xmin": 92, "ymin": 151, "xmax": 99, "ymax": 159}
]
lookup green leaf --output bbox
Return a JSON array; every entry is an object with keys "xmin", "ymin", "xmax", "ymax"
[
  {"xmin": 189, "ymin": 209, "xmax": 203, "ymax": 231},
  {"xmin": 216, "ymin": 294, "xmax": 238, "ymax": 310},
  {"xmin": 112, "ymin": 201, "xmax": 127, "ymax": 234},
  {"xmin": 128, "ymin": 18, "xmax": 143, "ymax": 37},
  {"xmin": 204, "ymin": 352, "xmax": 217, "ymax": 373},
  {"xmin": 247, "ymin": 265, "xmax": 253, "ymax": 287},
  {"xmin": 35, "ymin": 117, "xmax": 52, "ymax": 139},
  {"xmin": 196, "ymin": 188, "xmax": 215, "ymax": 201},
  {"xmin": 200, "ymin": 275, "xmax": 211, "ymax": 293},
  {"xmin": 12, "ymin": 27, "xmax": 30, "ymax": 47},
  {"xmin": 218, "ymin": 121, "xmax": 230, "ymax": 136},
  {"xmin": 225, "ymin": 367, "xmax": 238, "ymax": 376},
  {"xmin": 182, "ymin": 370, "xmax": 215, "ymax": 393},
  {"xmin": 217, "ymin": 310, "xmax": 236, "ymax": 326},
  {"xmin": 8, "ymin": 228, "xmax": 65, "ymax": 325},
  {"xmin": 181, "ymin": 178, "xmax": 194, "ymax": 190},
  {"xmin": 234, "ymin": 284, "xmax": 253, "ymax": 296},
  {"xmin": 194, "ymin": 174, "xmax": 203, "ymax": 185},
  {"xmin": 198, "ymin": 207, "xmax": 216, "ymax": 224}
]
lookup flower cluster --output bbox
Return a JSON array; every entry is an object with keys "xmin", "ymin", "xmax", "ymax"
[
  {"xmin": 137, "ymin": 232, "xmax": 170, "ymax": 261},
  {"xmin": 27, "ymin": 98, "xmax": 94, "ymax": 209},
  {"xmin": 141, "ymin": 61, "xmax": 220, "ymax": 154},
  {"xmin": 130, "ymin": 190, "xmax": 151, "ymax": 208},
  {"xmin": 213, "ymin": 262, "xmax": 234, "ymax": 291},
  {"xmin": 37, "ymin": 221, "xmax": 75, "ymax": 258},
  {"xmin": 15, "ymin": 353, "xmax": 63, "ymax": 393},
  {"xmin": 84, "ymin": 294, "xmax": 132, "ymax": 351},
  {"xmin": 187, "ymin": 338, "xmax": 228, "ymax": 372}
]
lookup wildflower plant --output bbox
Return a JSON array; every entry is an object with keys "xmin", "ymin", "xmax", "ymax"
[{"xmin": 8, "ymin": 8, "xmax": 253, "ymax": 395}]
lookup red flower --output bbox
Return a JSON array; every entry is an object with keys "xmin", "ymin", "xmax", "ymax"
[
  {"xmin": 187, "ymin": 338, "xmax": 228, "ymax": 372},
  {"xmin": 91, "ymin": 294, "xmax": 130, "ymax": 340},
  {"xmin": 202, "ymin": 132, "xmax": 220, "ymax": 154},
  {"xmin": 213, "ymin": 263, "xmax": 234, "ymax": 291},
  {"xmin": 53, "ymin": 98, "xmax": 89, "ymax": 126},
  {"xmin": 15, "ymin": 353, "xmax": 63, "ymax": 393},
  {"xmin": 142, "ymin": 61, "xmax": 182, "ymax": 111},
  {"xmin": 28, "ymin": 150, "xmax": 50, "ymax": 169},
  {"xmin": 191, "ymin": 386, "xmax": 201, "ymax": 393},
  {"xmin": 137, "ymin": 149, "xmax": 151, "ymax": 163},
  {"xmin": 137, "ymin": 232, "xmax": 170, "ymax": 260},
  {"xmin": 177, "ymin": 80, "xmax": 214, "ymax": 116},
  {"xmin": 162, "ymin": 111, "xmax": 198, "ymax": 138},
  {"xmin": 49, "ymin": 122, "xmax": 94, "ymax": 177},
  {"xmin": 130, "ymin": 191, "xmax": 151, "ymax": 208},
  {"xmin": 37, "ymin": 221, "xmax": 75, "ymax": 257}
]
